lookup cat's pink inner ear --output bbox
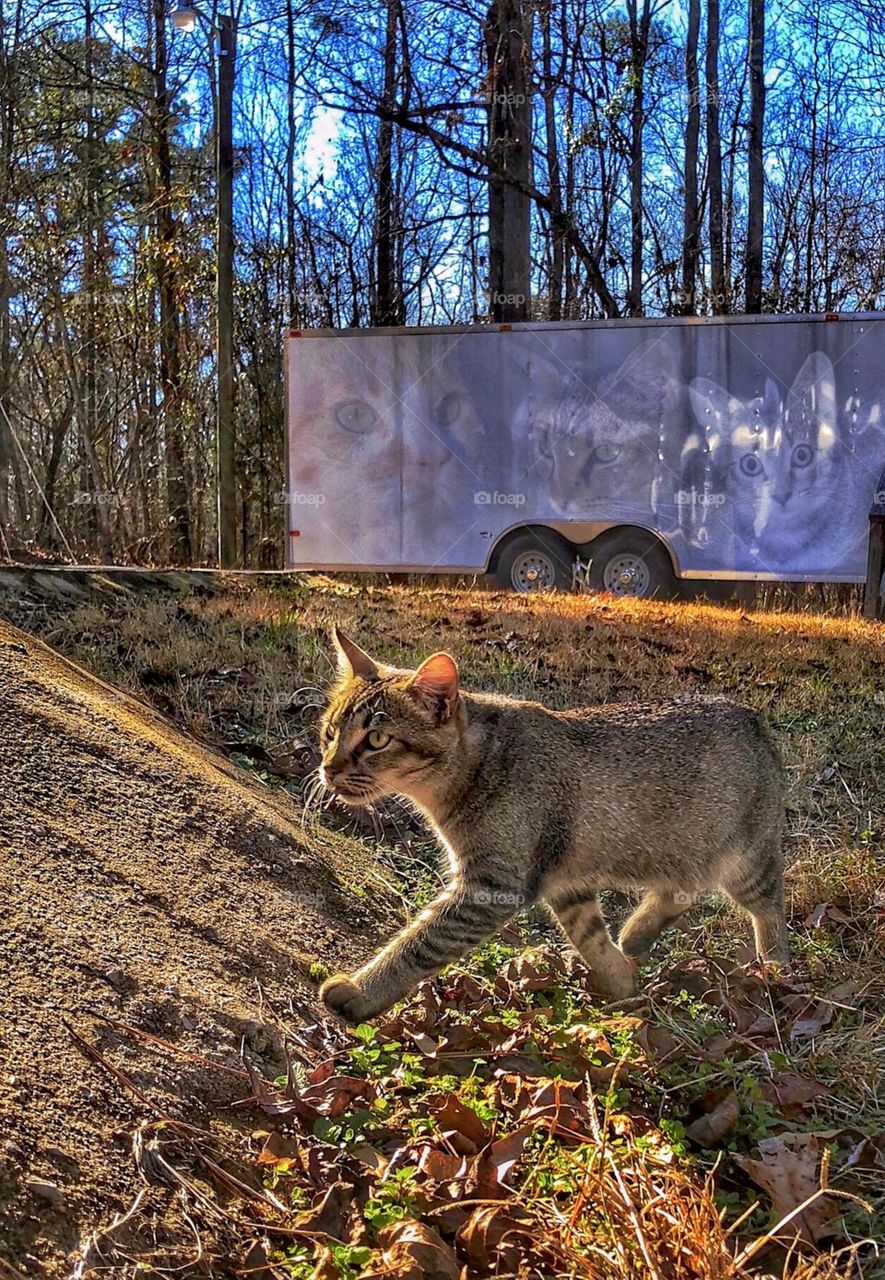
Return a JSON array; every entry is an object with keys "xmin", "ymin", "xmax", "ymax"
[
  {"xmin": 333, "ymin": 627, "xmax": 379, "ymax": 681},
  {"xmin": 408, "ymin": 653, "xmax": 460, "ymax": 720}
]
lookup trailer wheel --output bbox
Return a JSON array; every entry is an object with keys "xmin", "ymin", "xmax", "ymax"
[
  {"xmin": 494, "ymin": 530, "xmax": 575, "ymax": 593},
  {"xmin": 588, "ymin": 530, "xmax": 676, "ymax": 600}
]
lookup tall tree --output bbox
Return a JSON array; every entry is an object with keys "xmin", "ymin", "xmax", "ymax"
[
  {"xmin": 371, "ymin": 0, "xmax": 405, "ymax": 326},
  {"xmin": 745, "ymin": 0, "xmax": 765, "ymax": 312},
  {"xmin": 705, "ymin": 0, "xmax": 726, "ymax": 312},
  {"xmin": 626, "ymin": 0, "xmax": 652, "ymax": 316},
  {"xmin": 681, "ymin": 0, "xmax": 701, "ymax": 314},
  {"xmin": 484, "ymin": 0, "xmax": 533, "ymax": 322},
  {"xmin": 151, "ymin": 0, "xmax": 190, "ymax": 563},
  {"xmin": 539, "ymin": 0, "xmax": 563, "ymax": 320}
]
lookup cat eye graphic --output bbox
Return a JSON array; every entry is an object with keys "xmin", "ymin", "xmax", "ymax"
[
  {"xmin": 335, "ymin": 400, "xmax": 378, "ymax": 433},
  {"xmin": 739, "ymin": 453, "xmax": 765, "ymax": 478},
  {"xmin": 792, "ymin": 443, "xmax": 814, "ymax": 468},
  {"xmin": 366, "ymin": 729, "xmax": 391, "ymax": 750},
  {"xmin": 434, "ymin": 392, "xmax": 461, "ymax": 426},
  {"xmin": 591, "ymin": 441, "xmax": 622, "ymax": 465}
]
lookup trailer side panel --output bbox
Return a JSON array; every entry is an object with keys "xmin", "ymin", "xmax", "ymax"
[{"xmin": 286, "ymin": 316, "xmax": 885, "ymax": 582}]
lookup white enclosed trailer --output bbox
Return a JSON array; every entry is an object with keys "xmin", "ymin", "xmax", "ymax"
[{"xmin": 284, "ymin": 314, "xmax": 885, "ymax": 595}]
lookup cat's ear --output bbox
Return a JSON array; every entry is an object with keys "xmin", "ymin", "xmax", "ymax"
[
  {"xmin": 787, "ymin": 352, "xmax": 837, "ymax": 444},
  {"xmin": 332, "ymin": 627, "xmax": 379, "ymax": 682},
  {"xmin": 605, "ymin": 339, "xmax": 681, "ymax": 416},
  {"xmin": 407, "ymin": 652, "xmax": 460, "ymax": 723},
  {"xmin": 689, "ymin": 378, "xmax": 734, "ymax": 426},
  {"xmin": 688, "ymin": 378, "xmax": 742, "ymax": 452}
]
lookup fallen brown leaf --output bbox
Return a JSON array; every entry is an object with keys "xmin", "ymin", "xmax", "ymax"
[
  {"xmin": 685, "ymin": 1089, "xmax": 741, "ymax": 1146},
  {"xmin": 365, "ymin": 1220, "xmax": 459, "ymax": 1280},
  {"xmin": 431, "ymin": 1093, "xmax": 490, "ymax": 1152},
  {"xmin": 736, "ymin": 1133, "xmax": 839, "ymax": 1246}
]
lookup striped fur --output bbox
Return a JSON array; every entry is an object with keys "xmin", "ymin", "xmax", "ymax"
[{"xmin": 318, "ymin": 630, "xmax": 788, "ymax": 1024}]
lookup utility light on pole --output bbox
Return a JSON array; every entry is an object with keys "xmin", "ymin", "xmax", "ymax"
[
  {"xmin": 171, "ymin": 0, "xmax": 238, "ymax": 570},
  {"xmin": 171, "ymin": 0, "xmax": 197, "ymax": 32}
]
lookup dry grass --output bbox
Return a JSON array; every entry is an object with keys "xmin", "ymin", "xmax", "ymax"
[{"xmin": 4, "ymin": 573, "xmax": 883, "ymax": 1278}]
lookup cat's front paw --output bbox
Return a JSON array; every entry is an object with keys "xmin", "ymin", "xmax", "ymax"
[
  {"xmin": 589, "ymin": 952, "xmax": 639, "ymax": 1001},
  {"xmin": 319, "ymin": 973, "xmax": 373, "ymax": 1025}
]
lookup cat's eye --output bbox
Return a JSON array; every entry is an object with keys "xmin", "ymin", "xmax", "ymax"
[
  {"xmin": 592, "ymin": 442, "xmax": 621, "ymax": 465},
  {"xmin": 366, "ymin": 729, "xmax": 392, "ymax": 751},
  {"xmin": 435, "ymin": 392, "xmax": 461, "ymax": 426},
  {"xmin": 739, "ymin": 453, "xmax": 764, "ymax": 477},
  {"xmin": 335, "ymin": 400, "xmax": 378, "ymax": 434},
  {"xmin": 792, "ymin": 443, "xmax": 814, "ymax": 468}
]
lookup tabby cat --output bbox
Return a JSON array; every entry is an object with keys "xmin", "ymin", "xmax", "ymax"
[{"xmin": 318, "ymin": 630, "xmax": 789, "ymax": 1024}]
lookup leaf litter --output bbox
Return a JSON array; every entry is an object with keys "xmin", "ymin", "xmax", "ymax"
[{"xmin": 67, "ymin": 944, "xmax": 879, "ymax": 1279}]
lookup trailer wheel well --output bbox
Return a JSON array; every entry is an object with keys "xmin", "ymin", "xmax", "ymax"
[
  {"xmin": 488, "ymin": 525, "xmax": 577, "ymax": 592},
  {"xmin": 486, "ymin": 524, "xmax": 574, "ymax": 574},
  {"xmin": 582, "ymin": 525, "xmax": 680, "ymax": 599},
  {"xmin": 487, "ymin": 524, "xmax": 678, "ymax": 575},
  {"xmin": 580, "ymin": 525, "xmax": 679, "ymax": 575}
]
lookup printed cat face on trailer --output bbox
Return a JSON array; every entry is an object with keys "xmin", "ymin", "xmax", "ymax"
[
  {"xmin": 531, "ymin": 339, "xmax": 682, "ymax": 516},
  {"xmin": 688, "ymin": 352, "xmax": 868, "ymax": 571},
  {"xmin": 289, "ymin": 340, "xmax": 481, "ymax": 566}
]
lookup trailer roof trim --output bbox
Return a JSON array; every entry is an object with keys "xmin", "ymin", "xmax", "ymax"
[{"xmin": 284, "ymin": 311, "xmax": 882, "ymax": 339}]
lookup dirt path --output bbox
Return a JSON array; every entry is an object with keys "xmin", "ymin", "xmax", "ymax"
[{"xmin": 0, "ymin": 620, "xmax": 390, "ymax": 1275}]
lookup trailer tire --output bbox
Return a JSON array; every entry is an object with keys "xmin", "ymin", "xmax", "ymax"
[
  {"xmin": 494, "ymin": 530, "xmax": 575, "ymax": 593},
  {"xmin": 588, "ymin": 529, "xmax": 677, "ymax": 600}
]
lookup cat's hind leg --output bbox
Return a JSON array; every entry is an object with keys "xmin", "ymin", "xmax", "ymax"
[
  {"xmin": 544, "ymin": 887, "xmax": 636, "ymax": 999},
  {"xmin": 721, "ymin": 839, "xmax": 789, "ymax": 965},
  {"xmin": 618, "ymin": 891, "xmax": 689, "ymax": 960}
]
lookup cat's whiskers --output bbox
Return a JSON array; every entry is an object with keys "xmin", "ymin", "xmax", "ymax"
[{"xmin": 301, "ymin": 768, "xmax": 328, "ymax": 822}]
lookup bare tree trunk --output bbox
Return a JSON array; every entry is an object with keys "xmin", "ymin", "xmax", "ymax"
[
  {"xmin": 0, "ymin": 0, "xmax": 15, "ymax": 533},
  {"xmin": 724, "ymin": 74, "xmax": 744, "ymax": 295},
  {"xmin": 152, "ymin": 0, "xmax": 190, "ymax": 563},
  {"xmin": 540, "ymin": 0, "xmax": 562, "ymax": 320},
  {"xmin": 81, "ymin": 0, "xmax": 112, "ymax": 559},
  {"xmin": 285, "ymin": 0, "xmax": 297, "ymax": 321},
  {"xmin": 681, "ymin": 0, "xmax": 700, "ymax": 314},
  {"xmin": 705, "ymin": 0, "xmax": 726, "ymax": 312},
  {"xmin": 626, "ymin": 0, "xmax": 651, "ymax": 316},
  {"xmin": 562, "ymin": 0, "xmax": 578, "ymax": 316},
  {"xmin": 371, "ymin": 0, "xmax": 404, "ymax": 326},
  {"xmin": 745, "ymin": 0, "xmax": 765, "ymax": 313},
  {"xmin": 484, "ymin": 0, "xmax": 533, "ymax": 322},
  {"xmin": 803, "ymin": 7, "xmax": 821, "ymax": 311}
]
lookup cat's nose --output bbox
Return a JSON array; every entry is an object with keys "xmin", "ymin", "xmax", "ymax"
[
  {"xmin": 320, "ymin": 750, "xmax": 349, "ymax": 787},
  {"xmin": 321, "ymin": 761, "xmax": 345, "ymax": 789}
]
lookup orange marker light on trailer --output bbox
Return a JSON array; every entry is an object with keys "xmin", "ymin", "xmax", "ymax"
[{"xmin": 289, "ymin": 530, "xmax": 300, "ymax": 538}]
